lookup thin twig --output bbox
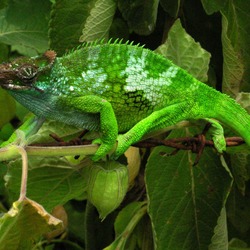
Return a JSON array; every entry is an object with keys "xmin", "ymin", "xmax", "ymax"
[
  {"xmin": 30, "ymin": 136, "xmax": 246, "ymax": 156},
  {"xmin": 17, "ymin": 146, "xmax": 28, "ymax": 201}
]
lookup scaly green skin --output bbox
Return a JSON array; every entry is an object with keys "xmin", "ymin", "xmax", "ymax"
[{"xmin": 1, "ymin": 41, "xmax": 250, "ymax": 160}]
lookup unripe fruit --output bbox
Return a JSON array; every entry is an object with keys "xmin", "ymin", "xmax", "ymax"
[{"xmin": 87, "ymin": 161, "xmax": 128, "ymax": 219}]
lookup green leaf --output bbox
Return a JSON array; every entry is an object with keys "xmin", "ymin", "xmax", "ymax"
[
  {"xmin": 0, "ymin": 198, "xmax": 63, "ymax": 249},
  {"xmin": 64, "ymin": 201, "xmax": 86, "ymax": 244},
  {"xmin": 200, "ymin": 0, "xmax": 226, "ymax": 15},
  {"xmin": 27, "ymin": 119, "xmax": 82, "ymax": 145},
  {"xmin": 0, "ymin": 89, "xmax": 15, "ymax": 128},
  {"xmin": 229, "ymin": 238, "xmax": 249, "ymax": 249},
  {"xmin": 155, "ymin": 19, "xmax": 211, "ymax": 82},
  {"xmin": 0, "ymin": 162, "xmax": 8, "ymax": 196},
  {"xmin": 160, "ymin": 0, "xmax": 180, "ymax": 18},
  {"xmin": 104, "ymin": 202, "xmax": 147, "ymax": 250},
  {"xmin": 0, "ymin": 0, "xmax": 7, "ymax": 10},
  {"xmin": 49, "ymin": 0, "xmax": 95, "ymax": 55},
  {"xmin": 109, "ymin": 18, "xmax": 129, "ymax": 41},
  {"xmin": 50, "ymin": 0, "xmax": 117, "ymax": 52},
  {"xmin": 0, "ymin": 43, "xmax": 9, "ymax": 61},
  {"xmin": 230, "ymin": 153, "xmax": 250, "ymax": 195},
  {"xmin": 236, "ymin": 92, "xmax": 250, "ymax": 113},
  {"xmin": 220, "ymin": 13, "xmax": 244, "ymax": 96},
  {"xmin": 0, "ymin": 123, "xmax": 14, "ymax": 142},
  {"xmin": 220, "ymin": 1, "xmax": 250, "ymax": 95},
  {"xmin": 118, "ymin": 0, "xmax": 159, "ymax": 35},
  {"xmin": 209, "ymin": 207, "xmax": 228, "ymax": 250},
  {"xmin": 0, "ymin": 0, "xmax": 50, "ymax": 56},
  {"xmin": 227, "ymin": 186, "xmax": 250, "ymax": 234},
  {"xmin": 227, "ymin": 94, "xmax": 250, "ymax": 195},
  {"xmin": 146, "ymin": 129, "xmax": 232, "ymax": 250},
  {"xmin": 114, "ymin": 201, "xmax": 146, "ymax": 236},
  {"xmin": 5, "ymin": 157, "xmax": 90, "ymax": 211},
  {"xmin": 80, "ymin": 0, "xmax": 116, "ymax": 42},
  {"xmin": 136, "ymin": 214, "xmax": 154, "ymax": 250}
]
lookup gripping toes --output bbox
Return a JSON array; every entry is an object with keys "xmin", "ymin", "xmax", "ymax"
[
  {"xmin": 92, "ymin": 138, "xmax": 116, "ymax": 161},
  {"xmin": 111, "ymin": 134, "xmax": 130, "ymax": 159}
]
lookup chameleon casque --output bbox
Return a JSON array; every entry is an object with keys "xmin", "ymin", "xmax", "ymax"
[{"xmin": 0, "ymin": 40, "xmax": 250, "ymax": 161}]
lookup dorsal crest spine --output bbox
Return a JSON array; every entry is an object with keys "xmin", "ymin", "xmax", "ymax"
[{"xmin": 64, "ymin": 39, "xmax": 145, "ymax": 56}]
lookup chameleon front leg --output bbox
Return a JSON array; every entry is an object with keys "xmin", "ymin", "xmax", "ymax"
[
  {"xmin": 0, "ymin": 115, "xmax": 44, "ymax": 161},
  {"xmin": 113, "ymin": 102, "xmax": 190, "ymax": 159},
  {"xmin": 0, "ymin": 115, "xmax": 44, "ymax": 148},
  {"xmin": 59, "ymin": 95, "xmax": 118, "ymax": 161}
]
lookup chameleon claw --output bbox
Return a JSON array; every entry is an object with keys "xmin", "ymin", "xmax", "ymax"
[
  {"xmin": 91, "ymin": 138, "xmax": 116, "ymax": 161},
  {"xmin": 92, "ymin": 138, "xmax": 103, "ymax": 145},
  {"xmin": 192, "ymin": 120, "xmax": 226, "ymax": 165},
  {"xmin": 110, "ymin": 135, "xmax": 130, "ymax": 160},
  {"xmin": 203, "ymin": 118, "xmax": 226, "ymax": 153}
]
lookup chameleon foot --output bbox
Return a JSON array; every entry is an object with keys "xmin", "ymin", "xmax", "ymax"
[
  {"xmin": 203, "ymin": 118, "xmax": 226, "ymax": 153},
  {"xmin": 111, "ymin": 134, "xmax": 131, "ymax": 160},
  {"xmin": 92, "ymin": 138, "xmax": 116, "ymax": 161},
  {"xmin": 192, "ymin": 119, "xmax": 226, "ymax": 165}
]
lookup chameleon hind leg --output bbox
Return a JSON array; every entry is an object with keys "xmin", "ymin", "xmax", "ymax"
[
  {"xmin": 202, "ymin": 118, "xmax": 226, "ymax": 153},
  {"xmin": 113, "ymin": 102, "xmax": 192, "ymax": 159},
  {"xmin": 113, "ymin": 104, "xmax": 227, "ymax": 159}
]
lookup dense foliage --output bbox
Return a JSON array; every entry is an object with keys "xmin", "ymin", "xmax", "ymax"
[{"xmin": 0, "ymin": 0, "xmax": 250, "ymax": 249}]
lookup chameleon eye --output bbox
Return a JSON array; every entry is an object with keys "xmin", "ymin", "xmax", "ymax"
[{"xmin": 17, "ymin": 64, "xmax": 38, "ymax": 83}]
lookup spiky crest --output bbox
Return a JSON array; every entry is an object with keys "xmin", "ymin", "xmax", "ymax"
[{"xmin": 64, "ymin": 38, "xmax": 145, "ymax": 56}]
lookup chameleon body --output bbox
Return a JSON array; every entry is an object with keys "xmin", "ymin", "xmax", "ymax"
[{"xmin": 1, "ymin": 41, "xmax": 250, "ymax": 160}]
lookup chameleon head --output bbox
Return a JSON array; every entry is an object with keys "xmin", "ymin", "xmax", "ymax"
[{"xmin": 0, "ymin": 50, "xmax": 56, "ymax": 91}]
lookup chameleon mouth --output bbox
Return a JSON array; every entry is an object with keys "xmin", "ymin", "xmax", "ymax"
[
  {"xmin": 0, "ymin": 70, "xmax": 18, "ymax": 89},
  {"xmin": 0, "ymin": 79, "xmax": 43, "ymax": 92},
  {"xmin": 0, "ymin": 50, "xmax": 56, "ymax": 93},
  {"xmin": 0, "ymin": 77, "xmax": 44, "ymax": 93},
  {"xmin": 0, "ymin": 65, "xmax": 43, "ymax": 92}
]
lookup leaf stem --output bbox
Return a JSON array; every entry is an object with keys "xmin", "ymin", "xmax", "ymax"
[
  {"xmin": 17, "ymin": 146, "xmax": 28, "ymax": 201},
  {"xmin": 117, "ymin": 204, "xmax": 147, "ymax": 247},
  {"xmin": 0, "ymin": 144, "xmax": 99, "ymax": 161},
  {"xmin": 32, "ymin": 239, "xmax": 84, "ymax": 250},
  {"xmin": 26, "ymin": 144, "xmax": 98, "ymax": 156}
]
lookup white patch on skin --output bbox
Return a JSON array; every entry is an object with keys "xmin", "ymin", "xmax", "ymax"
[
  {"xmin": 81, "ymin": 68, "xmax": 109, "ymax": 94},
  {"xmin": 160, "ymin": 66, "xmax": 178, "ymax": 80},
  {"xmin": 81, "ymin": 68, "xmax": 108, "ymax": 83},
  {"xmin": 189, "ymin": 82, "xmax": 199, "ymax": 91},
  {"xmin": 122, "ymin": 54, "xmax": 179, "ymax": 103},
  {"xmin": 122, "ymin": 54, "xmax": 149, "ymax": 92},
  {"xmin": 82, "ymin": 49, "xmax": 109, "ymax": 90},
  {"xmin": 81, "ymin": 71, "xmax": 86, "ymax": 78}
]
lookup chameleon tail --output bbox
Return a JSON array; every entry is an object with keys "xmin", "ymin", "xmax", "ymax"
[{"xmin": 213, "ymin": 93, "xmax": 250, "ymax": 146}]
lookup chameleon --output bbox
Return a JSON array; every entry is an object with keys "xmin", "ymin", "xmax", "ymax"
[{"xmin": 0, "ymin": 40, "xmax": 250, "ymax": 161}]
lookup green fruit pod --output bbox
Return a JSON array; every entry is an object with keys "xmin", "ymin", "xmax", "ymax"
[{"xmin": 87, "ymin": 161, "xmax": 128, "ymax": 219}]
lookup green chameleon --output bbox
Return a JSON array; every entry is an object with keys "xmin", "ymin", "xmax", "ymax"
[{"xmin": 0, "ymin": 40, "xmax": 250, "ymax": 161}]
